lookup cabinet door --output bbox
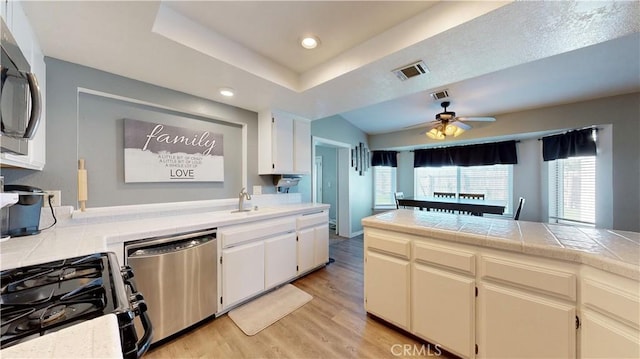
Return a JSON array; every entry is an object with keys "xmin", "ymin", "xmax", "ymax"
[
  {"xmin": 293, "ymin": 119, "xmax": 311, "ymax": 174},
  {"xmin": 581, "ymin": 311, "xmax": 640, "ymax": 358},
  {"xmin": 222, "ymin": 241, "xmax": 265, "ymax": 309},
  {"xmin": 297, "ymin": 228, "xmax": 315, "ymax": 274},
  {"xmin": 478, "ymin": 283, "xmax": 576, "ymax": 358},
  {"xmin": 365, "ymin": 251, "xmax": 410, "ymax": 330},
  {"xmin": 272, "ymin": 114, "xmax": 294, "ymax": 173},
  {"xmin": 313, "ymin": 225, "xmax": 329, "ymax": 267},
  {"xmin": 264, "ymin": 232, "xmax": 297, "ymax": 289},
  {"xmin": 413, "ymin": 264, "xmax": 475, "ymax": 359}
]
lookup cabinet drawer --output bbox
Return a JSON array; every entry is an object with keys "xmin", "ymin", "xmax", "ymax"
[
  {"xmin": 414, "ymin": 242, "xmax": 475, "ymax": 276},
  {"xmin": 366, "ymin": 232, "xmax": 410, "ymax": 259},
  {"xmin": 480, "ymin": 256, "xmax": 576, "ymax": 301},
  {"xmin": 296, "ymin": 211, "xmax": 328, "ymax": 229},
  {"xmin": 582, "ymin": 278, "xmax": 640, "ymax": 329},
  {"xmin": 220, "ymin": 217, "xmax": 296, "ymax": 248}
]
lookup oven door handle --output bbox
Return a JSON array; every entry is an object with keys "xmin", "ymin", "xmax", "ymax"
[
  {"xmin": 123, "ymin": 272, "xmax": 154, "ymax": 358},
  {"xmin": 136, "ymin": 310, "xmax": 153, "ymax": 358}
]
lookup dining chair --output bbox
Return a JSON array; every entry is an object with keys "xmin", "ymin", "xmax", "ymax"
[
  {"xmin": 394, "ymin": 192, "xmax": 404, "ymax": 209},
  {"xmin": 433, "ymin": 192, "xmax": 456, "ymax": 213},
  {"xmin": 458, "ymin": 193, "xmax": 485, "ymax": 216},
  {"xmin": 514, "ymin": 197, "xmax": 525, "ymax": 220}
]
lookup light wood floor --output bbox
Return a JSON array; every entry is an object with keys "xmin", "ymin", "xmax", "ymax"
[{"xmin": 145, "ymin": 234, "xmax": 454, "ymax": 359}]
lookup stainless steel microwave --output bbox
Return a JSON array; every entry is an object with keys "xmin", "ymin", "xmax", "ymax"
[{"xmin": 0, "ymin": 17, "xmax": 42, "ymax": 156}]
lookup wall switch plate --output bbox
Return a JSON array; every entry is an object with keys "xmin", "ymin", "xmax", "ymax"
[
  {"xmin": 253, "ymin": 185, "xmax": 262, "ymax": 195},
  {"xmin": 43, "ymin": 190, "xmax": 61, "ymax": 207}
]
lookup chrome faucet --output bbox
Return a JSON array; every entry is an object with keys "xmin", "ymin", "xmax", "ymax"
[{"xmin": 238, "ymin": 187, "xmax": 252, "ymax": 211}]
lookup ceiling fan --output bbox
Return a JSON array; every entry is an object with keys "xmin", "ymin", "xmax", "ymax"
[{"xmin": 419, "ymin": 101, "xmax": 495, "ymax": 140}]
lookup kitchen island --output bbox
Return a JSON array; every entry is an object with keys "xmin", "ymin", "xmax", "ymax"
[
  {"xmin": 0, "ymin": 195, "xmax": 329, "ymax": 358},
  {"xmin": 362, "ymin": 209, "xmax": 639, "ymax": 359}
]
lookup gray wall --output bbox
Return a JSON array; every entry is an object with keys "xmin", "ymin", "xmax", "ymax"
[
  {"xmin": 312, "ymin": 115, "xmax": 372, "ymax": 234},
  {"xmin": 316, "ymin": 146, "xmax": 338, "ymax": 221},
  {"xmin": 2, "ymin": 58, "xmax": 274, "ymax": 207},
  {"xmin": 371, "ymin": 92, "xmax": 639, "ymax": 232}
]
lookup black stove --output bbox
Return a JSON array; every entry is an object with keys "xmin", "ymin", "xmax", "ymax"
[{"xmin": 1, "ymin": 253, "xmax": 153, "ymax": 358}]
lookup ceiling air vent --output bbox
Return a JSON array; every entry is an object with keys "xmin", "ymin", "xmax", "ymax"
[
  {"xmin": 392, "ymin": 60, "xmax": 429, "ymax": 81},
  {"xmin": 430, "ymin": 89, "xmax": 450, "ymax": 100}
]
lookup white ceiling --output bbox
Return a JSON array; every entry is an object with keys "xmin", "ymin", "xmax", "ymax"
[{"xmin": 22, "ymin": 1, "xmax": 640, "ymax": 135}]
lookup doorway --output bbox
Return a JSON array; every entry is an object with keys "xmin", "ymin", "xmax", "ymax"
[{"xmin": 312, "ymin": 137, "xmax": 351, "ymax": 237}]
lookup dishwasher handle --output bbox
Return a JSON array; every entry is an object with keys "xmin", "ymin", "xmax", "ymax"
[
  {"xmin": 127, "ymin": 235, "xmax": 215, "ymax": 258},
  {"xmin": 125, "ymin": 228, "xmax": 216, "ymax": 256}
]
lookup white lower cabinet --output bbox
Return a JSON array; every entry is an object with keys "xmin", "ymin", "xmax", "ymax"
[
  {"xmin": 478, "ymin": 283, "xmax": 576, "ymax": 358},
  {"xmin": 364, "ymin": 229, "xmax": 411, "ymax": 330},
  {"xmin": 365, "ymin": 250, "xmax": 410, "ymax": 330},
  {"xmin": 478, "ymin": 254, "xmax": 577, "ymax": 358},
  {"xmin": 296, "ymin": 211, "xmax": 329, "ymax": 274},
  {"xmin": 297, "ymin": 227, "xmax": 316, "ymax": 274},
  {"xmin": 581, "ymin": 312, "xmax": 640, "ymax": 358},
  {"xmin": 412, "ymin": 264, "xmax": 475, "ymax": 358},
  {"xmin": 313, "ymin": 225, "xmax": 329, "ymax": 266},
  {"xmin": 218, "ymin": 211, "xmax": 329, "ymax": 313},
  {"xmin": 580, "ymin": 268, "xmax": 640, "ymax": 358},
  {"xmin": 363, "ymin": 227, "xmax": 639, "ymax": 359},
  {"xmin": 264, "ymin": 232, "xmax": 297, "ymax": 289},
  {"xmin": 221, "ymin": 241, "xmax": 265, "ymax": 309}
]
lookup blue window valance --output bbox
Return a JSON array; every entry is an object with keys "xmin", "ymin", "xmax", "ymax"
[
  {"xmin": 414, "ymin": 140, "xmax": 518, "ymax": 167},
  {"xmin": 542, "ymin": 128, "xmax": 597, "ymax": 161},
  {"xmin": 371, "ymin": 150, "xmax": 398, "ymax": 167}
]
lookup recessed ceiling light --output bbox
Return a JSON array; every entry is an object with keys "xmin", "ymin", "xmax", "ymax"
[
  {"xmin": 219, "ymin": 87, "xmax": 234, "ymax": 97},
  {"xmin": 301, "ymin": 36, "xmax": 320, "ymax": 49}
]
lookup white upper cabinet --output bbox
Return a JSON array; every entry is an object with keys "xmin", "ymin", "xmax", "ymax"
[
  {"xmin": 1, "ymin": 1, "xmax": 47, "ymax": 170},
  {"xmin": 258, "ymin": 109, "xmax": 311, "ymax": 175}
]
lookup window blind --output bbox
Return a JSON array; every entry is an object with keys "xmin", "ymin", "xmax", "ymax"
[
  {"xmin": 373, "ymin": 166, "xmax": 397, "ymax": 207},
  {"xmin": 414, "ymin": 165, "xmax": 513, "ymax": 214},
  {"xmin": 550, "ymin": 156, "xmax": 596, "ymax": 225}
]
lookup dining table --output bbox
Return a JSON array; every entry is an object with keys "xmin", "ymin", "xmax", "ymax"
[{"xmin": 397, "ymin": 196, "xmax": 506, "ymax": 216}]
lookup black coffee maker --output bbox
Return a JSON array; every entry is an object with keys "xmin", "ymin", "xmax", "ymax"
[{"xmin": 1, "ymin": 185, "xmax": 44, "ymax": 237}]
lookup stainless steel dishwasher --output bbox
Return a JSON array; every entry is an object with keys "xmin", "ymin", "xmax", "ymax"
[{"xmin": 125, "ymin": 228, "xmax": 217, "ymax": 344}]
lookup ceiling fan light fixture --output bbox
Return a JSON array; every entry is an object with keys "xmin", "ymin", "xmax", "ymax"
[
  {"xmin": 444, "ymin": 124, "xmax": 457, "ymax": 136},
  {"xmin": 452, "ymin": 126, "xmax": 465, "ymax": 137},
  {"xmin": 426, "ymin": 126, "xmax": 445, "ymax": 140}
]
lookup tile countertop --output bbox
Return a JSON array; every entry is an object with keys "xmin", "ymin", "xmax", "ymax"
[
  {"xmin": 0, "ymin": 202, "xmax": 330, "ymax": 271},
  {"xmin": 0, "ymin": 315, "xmax": 122, "ymax": 359},
  {"xmin": 362, "ymin": 209, "xmax": 640, "ymax": 281}
]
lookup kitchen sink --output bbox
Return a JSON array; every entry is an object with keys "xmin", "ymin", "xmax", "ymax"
[{"xmin": 229, "ymin": 207, "xmax": 277, "ymax": 216}]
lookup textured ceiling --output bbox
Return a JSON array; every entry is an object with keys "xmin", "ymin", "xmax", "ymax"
[
  {"xmin": 21, "ymin": 1, "xmax": 640, "ymax": 135},
  {"xmin": 163, "ymin": 1, "xmax": 438, "ymax": 74}
]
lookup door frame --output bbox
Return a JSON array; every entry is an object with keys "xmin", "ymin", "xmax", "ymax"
[{"xmin": 312, "ymin": 137, "xmax": 351, "ymax": 237}]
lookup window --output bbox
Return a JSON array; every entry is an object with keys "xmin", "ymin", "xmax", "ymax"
[
  {"xmin": 549, "ymin": 156, "xmax": 596, "ymax": 226},
  {"xmin": 373, "ymin": 166, "xmax": 397, "ymax": 207},
  {"xmin": 414, "ymin": 165, "xmax": 513, "ymax": 214}
]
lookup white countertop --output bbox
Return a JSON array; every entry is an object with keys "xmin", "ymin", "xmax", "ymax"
[
  {"xmin": 0, "ymin": 198, "xmax": 329, "ymax": 358},
  {"xmin": 362, "ymin": 209, "xmax": 640, "ymax": 281},
  {"xmin": 0, "ymin": 314, "xmax": 122, "ymax": 359},
  {"xmin": 1, "ymin": 202, "xmax": 329, "ymax": 271}
]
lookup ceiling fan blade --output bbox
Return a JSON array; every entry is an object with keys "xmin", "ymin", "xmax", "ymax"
[
  {"xmin": 457, "ymin": 116, "xmax": 496, "ymax": 122},
  {"xmin": 450, "ymin": 121, "xmax": 472, "ymax": 130},
  {"xmin": 403, "ymin": 120, "xmax": 439, "ymax": 130}
]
